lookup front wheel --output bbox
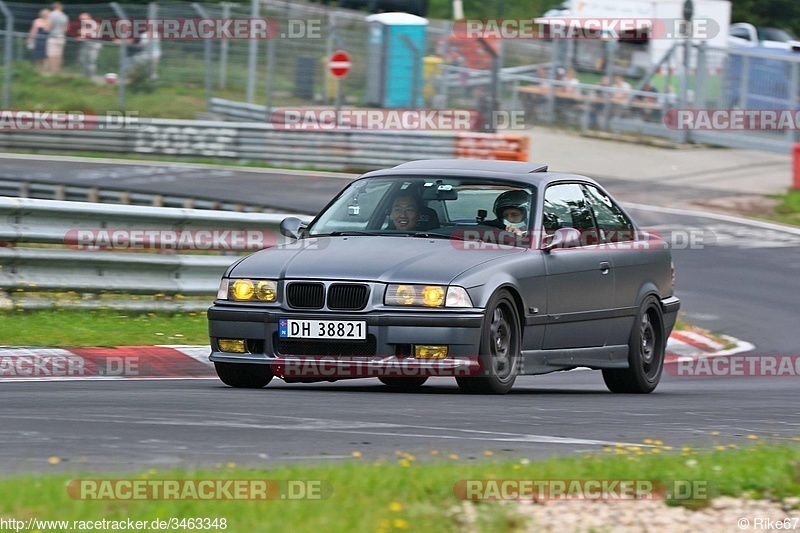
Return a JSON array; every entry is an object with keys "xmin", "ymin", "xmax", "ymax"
[
  {"xmin": 602, "ymin": 296, "xmax": 665, "ymax": 394},
  {"xmin": 456, "ymin": 289, "xmax": 521, "ymax": 394},
  {"xmin": 215, "ymin": 362, "xmax": 273, "ymax": 389}
]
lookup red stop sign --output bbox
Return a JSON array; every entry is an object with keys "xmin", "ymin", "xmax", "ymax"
[{"xmin": 328, "ymin": 51, "xmax": 351, "ymax": 79}]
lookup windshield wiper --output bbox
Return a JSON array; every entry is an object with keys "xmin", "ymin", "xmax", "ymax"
[
  {"xmin": 410, "ymin": 232, "xmax": 463, "ymax": 240},
  {"xmin": 311, "ymin": 231, "xmax": 383, "ymax": 237}
]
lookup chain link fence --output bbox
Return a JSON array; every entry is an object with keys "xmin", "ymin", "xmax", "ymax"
[{"xmin": 0, "ymin": 0, "xmax": 799, "ymax": 152}]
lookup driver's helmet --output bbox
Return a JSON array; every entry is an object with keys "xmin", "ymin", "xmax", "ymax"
[{"xmin": 493, "ymin": 190, "xmax": 531, "ymax": 224}]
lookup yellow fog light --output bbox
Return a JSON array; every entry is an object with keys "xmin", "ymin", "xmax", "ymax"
[
  {"xmin": 218, "ymin": 339, "xmax": 246, "ymax": 353},
  {"xmin": 421, "ymin": 286, "xmax": 445, "ymax": 307},
  {"xmin": 255, "ymin": 280, "xmax": 277, "ymax": 302},
  {"xmin": 232, "ymin": 279, "xmax": 255, "ymax": 301},
  {"xmin": 414, "ymin": 345, "xmax": 448, "ymax": 359},
  {"xmin": 394, "ymin": 284, "xmax": 416, "ymax": 305}
]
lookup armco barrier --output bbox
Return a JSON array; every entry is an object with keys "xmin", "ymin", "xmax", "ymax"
[
  {"xmin": 0, "ymin": 196, "xmax": 311, "ymax": 299},
  {"xmin": 0, "ymin": 116, "xmax": 529, "ymax": 170}
]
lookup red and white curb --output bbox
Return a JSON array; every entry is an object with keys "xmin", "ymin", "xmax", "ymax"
[
  {"xmin": 0, "ymin": 345, "xmax": 215, "ymax": 381},
  {"xmin": 665, "ymin": 332, "xmax": 754, "ymax": 364},
  {"xmin": 0, "ymin": 333, "xmax": 753, "ymax": 382}
]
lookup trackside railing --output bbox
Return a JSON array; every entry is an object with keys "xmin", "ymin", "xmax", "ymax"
[
  {"xmin": 0, "ymin": 116, "xmax": 531, "ymax": 171},
  {"xmin": 0, "ymin": 196, "xmax": 311, "ymax": 305}
]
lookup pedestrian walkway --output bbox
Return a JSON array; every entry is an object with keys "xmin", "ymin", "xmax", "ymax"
[{"xmin": 522, "ymin": 127, "xmax": 792, "ymax": 196}]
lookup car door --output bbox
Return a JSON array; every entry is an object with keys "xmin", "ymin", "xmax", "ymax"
[
  {"xmin": 541, "ymin": 183, "xmax": 614, "ymax": 350},
  {"xmin": 582, "ymin": 183, "xmax": 650, "ymax": 348}
]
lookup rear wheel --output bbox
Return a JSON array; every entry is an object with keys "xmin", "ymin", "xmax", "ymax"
[
  {"xmin": 379, "ymin": 376, "xmax": 428, "ymax": 389},
  {"xmin": 215, "ymin": 362, "xmax": 273, "ymax": 389},
  {"xmin": 603, "ymin": 296, "xmax": 665, "ymax": 394},
  {"xmin": 456, "ymin": 289, "xmax": 520, "ymax": 394}
]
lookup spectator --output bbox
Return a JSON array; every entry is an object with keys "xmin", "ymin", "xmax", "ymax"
[
  {"xmin": 45, "ymin": 2, "xmax": 68, "ymax": 75},
  {"xmin": 588, "ymin": 76, "xmax": 610, "ymax": 129},
  {"xmin": 612, "ymin": 75, "xmax": 632, "ymax": 101},
  {"xmin": 136, "ymin": 25, "xmax": 161, "ymax": 80},
  {"xmin": 26, "ymin": 9, "xmax": 50, "ymax": 74},
  {"xmin": 564, "ymin": 68, "xmax": 580, "ymax": 95},
  {"xmin": 77, "ymin": 13, "xmax": 102, "ymax": 78}
]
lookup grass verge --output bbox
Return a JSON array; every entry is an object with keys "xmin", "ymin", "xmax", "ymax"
[
  {"xmin": 0, "ymin": 309, "xmax": 209, "ymax": 346},
  {"xmin": 767, "ymin": 190, "xmax": 800, "ymax": 227},
  {"xmin": 1, "ymin": 446, "xmax": 799, "ymax": 532}
]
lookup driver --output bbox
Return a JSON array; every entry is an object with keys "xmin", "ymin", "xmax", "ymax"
[
  {"xmin": 389, "ymin": 193, "xmax": 421, "ymax": 231},
  {"xmin": 492, "ymin": 190, "xmax": 530, "ymax": 236}
]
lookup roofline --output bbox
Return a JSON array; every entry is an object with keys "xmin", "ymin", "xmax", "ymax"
[{"xmin": 390, "ymin": 159, "xmax": 548, "ymax": 174}]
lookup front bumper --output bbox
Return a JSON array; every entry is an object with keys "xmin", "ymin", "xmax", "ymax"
[{"xmin": 207, "ymin": 304, "xmax": 485, "ymax": 374}]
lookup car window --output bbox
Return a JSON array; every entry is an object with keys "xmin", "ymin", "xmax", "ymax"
[
  {"xmin": 582, "ymin": 184, "xmax": 635, "ymax": 243},
  {"xmin": 312, "ymin": 180, "xmax": 394, "ymax": 232},
  {"xmin": 542, "ymin": 183, "xmax": 598, "ymax": 245},
  {"xmin": 730, "ymin": 27, "xmax": 751, "ymax": 40},
  {"xmin": 757, "ymin": 27, "xmax": 795, "ymax": 42}
]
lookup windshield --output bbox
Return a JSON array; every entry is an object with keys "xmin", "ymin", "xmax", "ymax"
[
  {"xmin": 308, "ymin": 176, "xmax": 535, "ymax": 242},
  {"xmin": 757, "ymin": 27, "xmax": 797, "ymax": 42}
]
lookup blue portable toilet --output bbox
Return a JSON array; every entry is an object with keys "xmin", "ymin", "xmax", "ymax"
[{"xmin": 365, "ymin": 13, "xmax": 428, "ymax": 108}]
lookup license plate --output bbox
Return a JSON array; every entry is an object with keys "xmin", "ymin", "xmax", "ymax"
[{"xmin": 279, "ymin": 319, "xmax": 366, "ymax": 340}]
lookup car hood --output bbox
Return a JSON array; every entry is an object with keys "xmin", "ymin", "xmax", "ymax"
[{"xmin": 228, "ymin": 236, "xmax": 526, "ymax": 284}]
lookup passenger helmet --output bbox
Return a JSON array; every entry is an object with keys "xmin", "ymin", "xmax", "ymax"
[{"xmin": 493, "ymin": 190, "xmax": 530, "ymax": 222}]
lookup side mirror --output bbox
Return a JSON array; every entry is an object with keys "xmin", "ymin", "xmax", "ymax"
[
  {"xmin": 279, "ymin": 217, "xmax": 305, "ymax": 239},
  {"xmin": 542, "ymin": 227, "xmax": 582, "ymax": 252}
]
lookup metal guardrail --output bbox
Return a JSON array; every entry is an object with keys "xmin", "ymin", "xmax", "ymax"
[
  {"xmin": 0, "ymin": 115, "xmax": 530, "ymax": 170},
  {"xmin": 0, "ymin": 115, "xmax": 461, "ymax": 171},
  {"xmin": 0, "ymin": 196, "xmax": 311, "ymax": 302},
  {"xmin": 0, "ymin": 179, "xmax": 272, "ymax": 212}
]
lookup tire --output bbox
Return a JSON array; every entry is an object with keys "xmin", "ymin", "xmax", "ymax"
[
  {"xmin": 379, "ymin": 376, "xmax": 428, "ymax": 389},
  {"xmin": 456, "ymin": 289, "xmax": 521, "ymax": 394},
  {"xmin": 603, "ymin": 296, "xmax": 665, "ymax": 394},
  {"xmin": 214, "ymin": 362, "xmax": 273, "ymax": 389}
]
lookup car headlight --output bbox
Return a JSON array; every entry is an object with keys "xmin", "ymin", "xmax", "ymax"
[
  {"xmin": 228, "ymin": 279, "xmax": 278, "ymax": 302},
  {"xmin": 385, "ymin": 284, "xmax": 472, "ymax": 308}
]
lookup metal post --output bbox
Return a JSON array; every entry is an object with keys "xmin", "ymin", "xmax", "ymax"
[
  {"xmin": 678, "ymin": 28, "xmax": 691, "ymax": 143},
  {"xmin": 147, "ymin": 3, "xmax": 157, "ymax": 80},
  {"xmin": 246, "ymin": 0, "xmax": 259, "ymax": 104},
  {"xmin": 325, "ymin": 13, "xmax": 336, "ymax": 105},
  {"xmin": 265, "ymin": 37, "xmax": 275, "ymax": 114},
  {"xmin": 192, "ymin": 3, "xmax": 214, "ymax": 109},
  {"xmin": 602, "ymin": 39, "xmax": 616, "ymax": 130},
  {"xmin": 788, "ymin": 61, "xmax": 799, "ymax": 147},
  {"xmin": 219, "ymin": 3, "xmax": 237, "ymax": 90},
  {"xmin": 335, "ymin": 78, "xmax": 342, "ymax": 123},
  {"xmin": 478, "ymin": 38, "xmax": 498, "ymax": 133},
  {"xmin": 737, "ymin": 54, "xmax": 749, "ymax": 109},
  {"xmin": 110, "ymin": 2, "xmax": 128, "ymax": 109},
  {"xmin": 0, "ymin": 1, "xmax": 13, "ymax": 109},
  {"xmin": 694, "ymin": 41, "xmax": 707, "ymax": 109}
]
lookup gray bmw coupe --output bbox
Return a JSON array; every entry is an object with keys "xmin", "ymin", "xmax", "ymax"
[{"xmin": 208, "ymin": 159, "xmax": 680, "ymax": 394}]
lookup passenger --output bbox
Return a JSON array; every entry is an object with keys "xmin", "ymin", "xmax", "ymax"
[
  {"xmin": 389, "ymin": 193, "xmax": 421, "ymax": 231},
  {"xmin": 492, "ymin": 190, "xmax": 531, "ymax": 236}
]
